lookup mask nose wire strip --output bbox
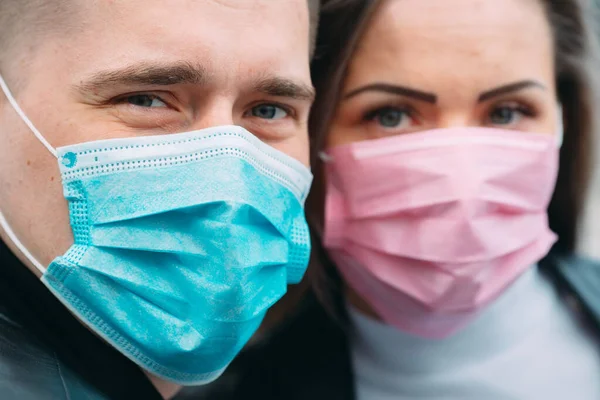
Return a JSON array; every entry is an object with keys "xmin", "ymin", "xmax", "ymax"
[{"xmin": 0, "ymin": 74, "xmax": 57, "ymax": 158}]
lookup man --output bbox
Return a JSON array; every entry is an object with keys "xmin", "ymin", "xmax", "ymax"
[{"xmin": 0, "ymin": 1, "xmax": 319, "ymax": 399}]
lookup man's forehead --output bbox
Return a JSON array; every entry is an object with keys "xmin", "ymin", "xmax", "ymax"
[
  {"xmin": 64, "ymin": 0, "xmax": 311, "ymax": 79},
  {"xmin": 87, "ymin": 0, "xmax": 309, "ymax": 37}
]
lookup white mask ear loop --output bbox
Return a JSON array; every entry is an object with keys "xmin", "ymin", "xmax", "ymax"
[
  {"xmin": 0, "ymin": 73, "xmax": 53, "ymax": 274},
  {"xmin": 318, "ymin": 151, "xmax": 333, "ymax": 163},
  {"xmin": 0, "ymin": 74, "xmax": 57, "ymax": 157},
  {"xmin": 556, "ymin": 104, "xmax": 564, "ymax": 148},
  {"xmin": 0, "ymin": 212, "xmax": 47, "ymax": 274}
]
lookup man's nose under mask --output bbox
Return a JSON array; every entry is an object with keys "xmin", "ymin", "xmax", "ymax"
[{"xmin": 0, "ymin": 74, "xmax": 314, "ymax": 384}]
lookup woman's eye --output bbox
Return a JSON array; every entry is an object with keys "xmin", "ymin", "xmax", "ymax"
[
  {"xmin": 488, "ymin": 105, "xmax": 531, "ymax": 126},
  {"xmin": 368, "ymin": 108, "xmax": 411, "ymax": 129},
  {"xmin": 124, "ymin": 94, "xmax": 168, "ymax": 108},
  {"xmin": 250, "ymin": 104, "xmax": 288, "ymax": 120}
]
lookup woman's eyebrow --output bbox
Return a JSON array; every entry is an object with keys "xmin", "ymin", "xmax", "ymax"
[
  {"xmin": 478, "ymin": 80, "xmax": 547, "ymax": 102},
  {"xmin": 343, "ymin": 83, "xmax": 437, "ymax": 103}
]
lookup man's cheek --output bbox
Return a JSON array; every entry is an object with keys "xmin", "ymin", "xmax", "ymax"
[{"xmin": 271, "ymin": 137, "xmax": 310, "ymax": 167}]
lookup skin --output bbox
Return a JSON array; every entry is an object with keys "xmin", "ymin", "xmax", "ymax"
[
  {"xmin": 0, "ymin": 0, "xmax": 312, "ymax": 397},
  {"xmin": 326, "ymin": 0, "xmax": 558, "ymax": 319}
]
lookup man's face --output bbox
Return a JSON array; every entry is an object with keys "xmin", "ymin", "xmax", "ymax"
[{"xmin": 0, "ymin": 0, "xmax": 313, "ymax": 270}]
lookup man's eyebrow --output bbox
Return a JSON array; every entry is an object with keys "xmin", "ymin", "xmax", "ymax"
[
  {"xmin": 253, "ymin": 76, "xmax": 315, "ymax": 101},
  {"xmin": 74, "ymin": 61, "xmax": 208, "ymax": 94},
  {"xmin": 478, "ymin": 80, "xmax": 546, "ymax": 102}
]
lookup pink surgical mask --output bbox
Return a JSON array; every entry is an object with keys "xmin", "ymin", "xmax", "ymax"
[{"xmin": 322, "ymin": 127, "xmax": 560, "ymax": 338}]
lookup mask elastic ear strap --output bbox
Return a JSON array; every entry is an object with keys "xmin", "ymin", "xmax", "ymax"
[
  {"xmin": 0, "ymin": 74, "xmax": 51, "ymax": 273},
  {"xmin": 318, "ymin": 151, "xmax": 333, "ymax": 163},
  {"xmin": 0, "ymin": 211, "xmax": 47, "ymax": 274},
  {"xmin": 0, "ymin": 74, "xmax": 57, "ymax": 158},
  {"xmin": 557, "ymin": 104, "xmax": 564, "ymax": 148}
]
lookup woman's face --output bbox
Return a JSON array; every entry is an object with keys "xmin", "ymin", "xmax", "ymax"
[{"xmin": 327, "ymin": 0, "xmax": 558, "ymax": 148}]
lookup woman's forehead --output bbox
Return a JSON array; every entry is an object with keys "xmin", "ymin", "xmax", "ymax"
[
  {"xmin": 347, "ymin": 0, "xmax": 555, "ymax": 93},
  {"xmin": 365, "ymin": 0, "xmax": 550, "ymax": 33}
]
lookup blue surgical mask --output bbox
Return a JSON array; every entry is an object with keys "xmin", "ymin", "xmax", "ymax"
[{"xmin": 0, "ymin": 75, "xmax": 313, "ymax": 384}]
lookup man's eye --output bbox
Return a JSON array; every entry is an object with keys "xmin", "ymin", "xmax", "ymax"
[
  {"xmin": 250, "ymin": 104, "xmax": 288, "ymax": 120},
  {"xmin": 124, "ymin": 94, "xmax": 167, "ymax": 108}
]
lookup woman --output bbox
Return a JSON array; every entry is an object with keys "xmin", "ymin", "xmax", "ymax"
[{"xmin": 227, "ymin": 0, "xmax": 600, "ymax": 399}]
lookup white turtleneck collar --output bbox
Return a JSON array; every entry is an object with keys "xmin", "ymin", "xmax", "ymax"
[{"xmin": 348, "ymin": 267, "xmax": 600, "ymax": 400}]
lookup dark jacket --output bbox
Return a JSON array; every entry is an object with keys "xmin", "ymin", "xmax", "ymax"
[
  {"xmin": 225, "ymin": 253, "xmax": 600, "ymax": 400},
  {"xmin": 0, "ymin": 240, "xmax": 163, "ymax": 400}
]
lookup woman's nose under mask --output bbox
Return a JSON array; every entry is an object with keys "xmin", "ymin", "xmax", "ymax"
[{"xmin": 322, "ymin": 120, "xmax": 561, "ymax": 339}]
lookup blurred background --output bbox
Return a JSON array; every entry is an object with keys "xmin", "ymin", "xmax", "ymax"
[
  {"xmin": 580, "ymin": 149, "xmax": 600, "ymax": 258},
  {"xmin": 575, "ymin": 0, "xmax": 600, "ymax": 258}
]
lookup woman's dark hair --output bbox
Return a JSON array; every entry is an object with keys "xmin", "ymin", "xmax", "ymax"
[{"xmin": 306, "ymin": 0, "xmax": 600, "ymax": 318}]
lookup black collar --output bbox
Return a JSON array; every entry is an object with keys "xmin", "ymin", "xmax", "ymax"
[
  {"xmin": 0, "ymin": 240, "xmax": 163, "ymax": 400},
  {"xmin": 541, "ymin": 252, "xmax": 600, "ymax": 334}
]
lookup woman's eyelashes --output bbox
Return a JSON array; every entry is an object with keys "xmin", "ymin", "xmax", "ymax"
[
  {"xmin": 485, "ymin": 102, "xmax": 537, "ymax": 127},
  {"xmin": 360, "ymin": 101, "xmax": 538, "ymax": 134},
  {"xmin": 364, "ymin": 106, "xmax": 420, "ymax": 132}
]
